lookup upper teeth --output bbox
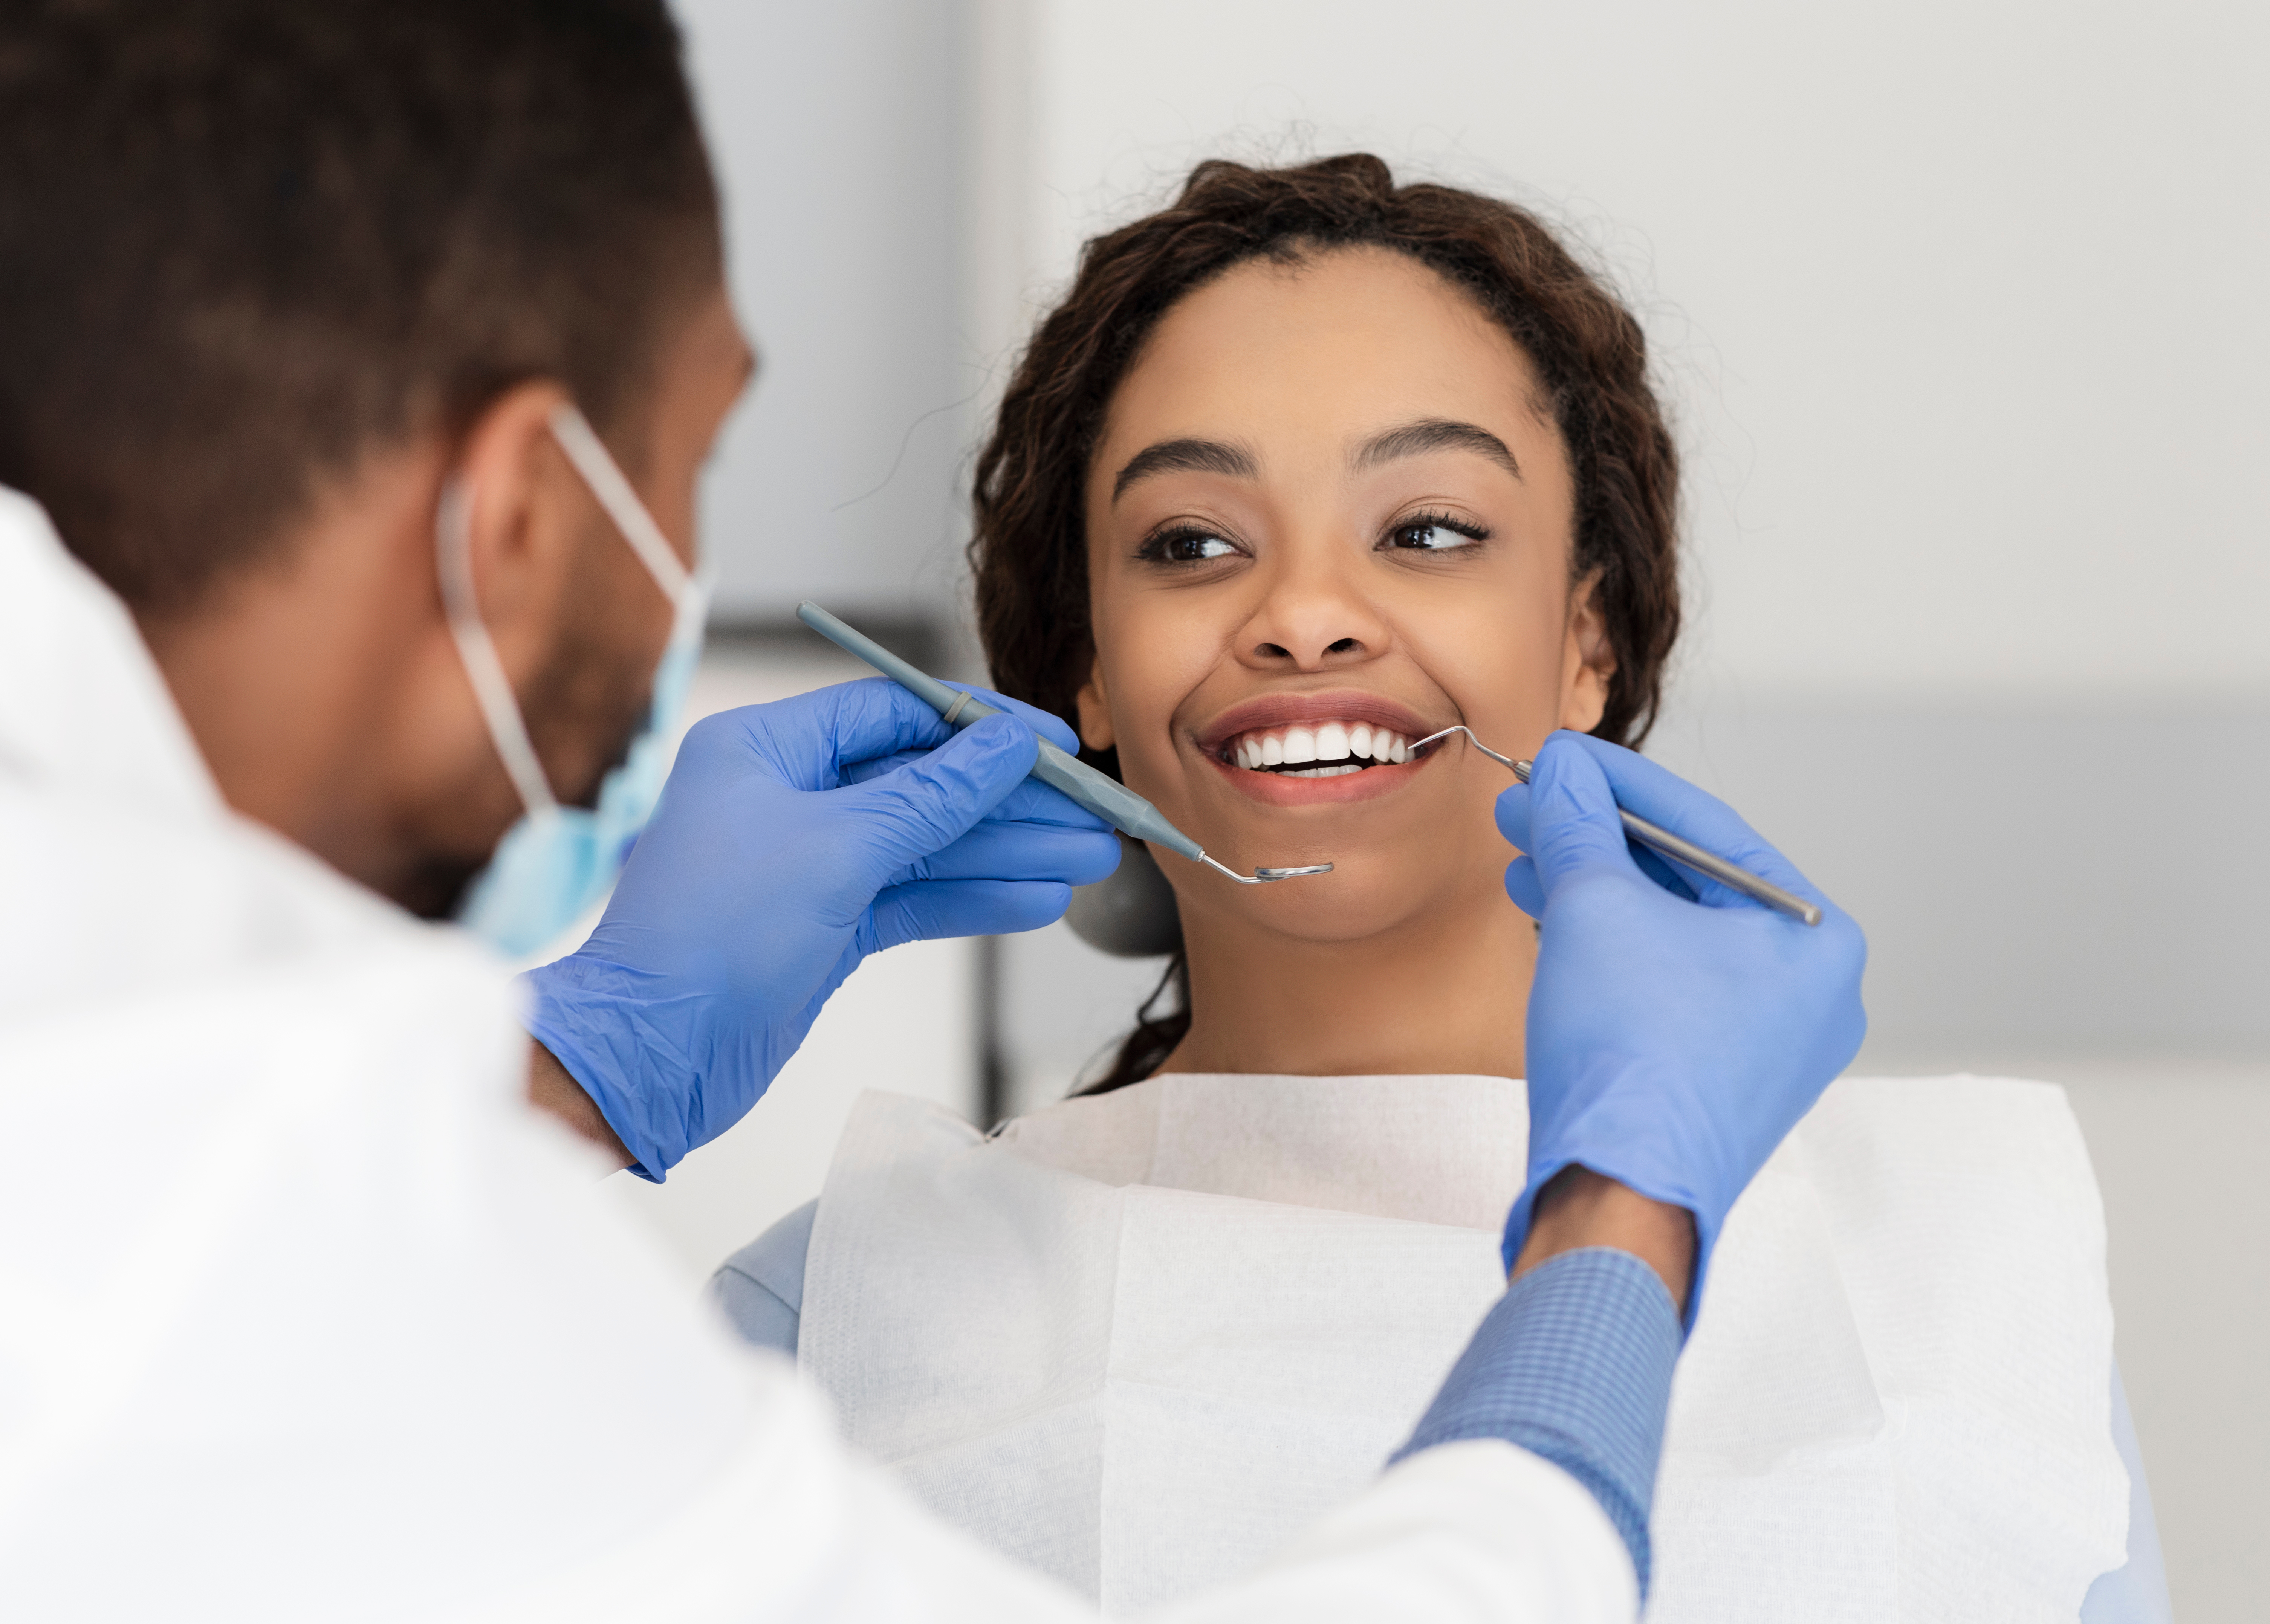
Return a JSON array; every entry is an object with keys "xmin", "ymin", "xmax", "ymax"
[{"xmin": 1229, "ymin": 722, "xmax": 1413, "ymax": 770}]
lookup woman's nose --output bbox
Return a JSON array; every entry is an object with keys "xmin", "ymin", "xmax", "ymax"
[
  {"xmin": 1236, "ymin": 553, "xmax": 1388, "ymax": 672},
  {"xmin": 1250, "ymin": 631, "xmax": 1367, "ymax": 666}
]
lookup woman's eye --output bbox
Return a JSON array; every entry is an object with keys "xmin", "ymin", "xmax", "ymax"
[
  {"xmin": 1384, "ymin": 517, "xmax": 1486, "ymax": 552},
  {"xmin": 1141, "ymin": 529, "xmax": 1241, "ymax": 564}
]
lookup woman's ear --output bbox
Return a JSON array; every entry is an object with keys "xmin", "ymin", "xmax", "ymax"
[
  {"xmin": 1558, "ymin": 569, "xmax": 1617, "ymax": 734},
  {"xmin": 1074, "ymin": 649, "xmax": 1117, "ymax": 752}
]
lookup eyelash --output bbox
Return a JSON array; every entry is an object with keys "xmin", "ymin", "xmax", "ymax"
[
  {"xmin": 1135, "ymin": 524, "xmax": 1243, "ymax": 565},
  {"xmin": 1134, "ymin": 509, "xmax": 1491, "ymax": 565},
  {"xmin": 1380, "ymin": 510, "xmax": 1491, "ymax": 553}
]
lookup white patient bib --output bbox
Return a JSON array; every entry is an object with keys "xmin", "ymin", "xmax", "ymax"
[{"xmin": 799, "ymin": 1074, "xmax": 2126, "ymax": 1621}]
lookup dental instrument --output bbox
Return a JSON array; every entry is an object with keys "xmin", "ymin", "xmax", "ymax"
[
  {"xmin": 797, "ymin": 602, "xmax": 1332, "ymax": 886},
  {"xmin": 1411, "ymin": 725, "xmax": 1824, "ymax": 926}
]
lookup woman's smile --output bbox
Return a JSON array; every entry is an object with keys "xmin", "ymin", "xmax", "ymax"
[{"xmin": 1194, "ymin": 689, "xmax": 1441, "ymax": 806}]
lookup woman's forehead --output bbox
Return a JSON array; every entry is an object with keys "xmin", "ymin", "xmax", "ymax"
[{"xmin": 1093, "ymin": 248, "xmax": 1563, "ymax": 509}]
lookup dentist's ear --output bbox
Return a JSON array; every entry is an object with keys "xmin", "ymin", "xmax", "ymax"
[
  {"xmin": 1556, "ymin": 568, "xmax": 1616, "ymax": 735},
  {"xmin": 1075, "ymin": 650, "xmax": 1117, "ymax": 752},
  {"xmin": 439, "ymin": 379, "xmax": 592, "ymax": 678}
]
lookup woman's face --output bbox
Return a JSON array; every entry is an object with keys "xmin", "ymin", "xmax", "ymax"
[{"xmin": 1079, "ymin": 246, "xmax": 1613, "ymax": 944}]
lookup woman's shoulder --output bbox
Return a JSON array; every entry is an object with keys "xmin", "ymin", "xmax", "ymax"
[{"xmin": 707, "ymin": 1197, "xmax": 818, "ymax": 1357}]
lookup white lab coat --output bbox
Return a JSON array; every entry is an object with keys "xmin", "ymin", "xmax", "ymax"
[{"xmin": 0, "ymin": 489, "xmax": 1635, "ymax": 1623}]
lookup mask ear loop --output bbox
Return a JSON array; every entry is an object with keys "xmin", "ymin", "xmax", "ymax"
[
  {"xmin": 546, "ymin": 400, "xmax": 715, "ymax": 733},
  {"xmin": 436, "ymin": 476, "xmax": 560, "ymax": 818},
  {"xmin": 546, "ymin": 402, "xmax": 695, "ymax": 603}
]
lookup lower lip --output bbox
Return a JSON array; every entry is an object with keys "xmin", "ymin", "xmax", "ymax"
[{"xmin": 1206, "ymin": 750, "xmax": 1431, "ymax": 805}]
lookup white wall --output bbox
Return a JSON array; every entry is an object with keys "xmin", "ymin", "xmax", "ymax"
[{"xmin": 673, "ymin": 0, "xmax": 974, "ymax": 625}]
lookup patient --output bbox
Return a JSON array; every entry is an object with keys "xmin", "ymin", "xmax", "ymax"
[{"xmin": 713, "ymin": 156, "xmax": 2166, "ymax": 1623}]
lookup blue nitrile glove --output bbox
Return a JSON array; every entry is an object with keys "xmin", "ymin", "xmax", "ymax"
[
  {"xmin": 1496, "ymin": 731, "xmax": 1867, "ymax": 1326},
  {"xmin": 520, "ymin": 678, "xmax": 1119, "ymax": 1180}
]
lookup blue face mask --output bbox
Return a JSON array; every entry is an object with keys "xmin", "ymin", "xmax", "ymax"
[{"xmin": 439, "ymin": 404, "xmax": 710, "ymax": 958}]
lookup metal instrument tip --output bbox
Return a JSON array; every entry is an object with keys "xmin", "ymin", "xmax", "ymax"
[
  {"xmin": 1409, "ymin": 725, "xmax": 1521, "ymax": 773},
  {"xmin": 1198, "ymin": 853, "xmax": 1334, "ymax": 885}
]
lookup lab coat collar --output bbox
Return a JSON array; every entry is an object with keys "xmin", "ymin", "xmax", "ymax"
[{"xmin": 0, "ymin": 484, "xmax": 225, "ymax": 822}]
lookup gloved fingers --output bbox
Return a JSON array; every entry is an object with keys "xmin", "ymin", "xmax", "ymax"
[
  {"xmin": 839, "ymin": 712, "xmax": 1041, "ymax": 879},
  {"xmin": 1497, "ymin": 778, "xmax": 1694, "ymax": 903},
  {"xmin": 982, "ymin": 776, "xmax": 1113, "ymax": 831},
  {"xmin": 822, "ymin": 683, "xmax": 1081, "ymax": 781},
  {"xmin": 1493, "ymin": 781, "xmax": 1535, "ymax": 852},
  {"xmin": 884, "ymin": 821, "xmax": 1122, "ymax": 888},
  {"xmin": 1629, "ymin": 840, "xmax": 1704, "ymax": 903},
  {"xmin": 1536, "ymin": 732, "xmax": 1823, "ymax": 901},
  {"xmin": 938, "ymin": 681, "xmax": 1084, "ymax": 758},
  {"xmin": 732, "ymin": 679, "xmax": 959, "ymax": 789},
  {"xmin": 1510, "ymin": 830, "xmax": 1694, "ymax": 913},
  {"xmin": 1521, "ymin": 734, "xmax": 1652, "ymax": 896},
  {"xmin": 838, "ymin": 747, "xmax": 927, "ymax": 786},
  {"xmin": 841, "ymin": 749, "xmax": 1109, "ymax": 833},
  {"xmin": 1503, "ymin": 854, "xmax": 1547, "ymax": 918},
  {"xmin": 865, "ymin": 877, "xmax": 1075, "ymax": 952}
]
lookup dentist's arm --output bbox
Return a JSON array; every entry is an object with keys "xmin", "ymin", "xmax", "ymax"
[
  {"xmin": 1515, "ymin": 1167, "xmax": 1694, "ymax": 1310},
  {"xmin": 1366, "ymin": 730, "xmax": 1867, "ymax": 1605},
  {"xmin": 528, "ymin": 1040, "xmax": 629, "ymax": 1163}
]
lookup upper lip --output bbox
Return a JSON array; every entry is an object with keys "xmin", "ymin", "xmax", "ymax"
[{"xmin": 1193, "ymin": 691, "xmax": 1443, "ymax": 756}]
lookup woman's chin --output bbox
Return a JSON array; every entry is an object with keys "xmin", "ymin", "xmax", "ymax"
[{"xmin": 1172, "ymin": 846, "xmax": 1497, "ymax": 947}]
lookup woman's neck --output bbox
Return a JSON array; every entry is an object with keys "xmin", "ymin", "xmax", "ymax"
[{"xmin": 1161, "ymin": 884, "xmax": 1533, "ymax": 1080}]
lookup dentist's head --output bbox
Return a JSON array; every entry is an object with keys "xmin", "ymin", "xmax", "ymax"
[{"xmin": 0, "ymin": 0, "xmax": 750, "ymax": 922}]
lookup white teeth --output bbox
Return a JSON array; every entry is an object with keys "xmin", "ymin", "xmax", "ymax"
[
  {"xmin": 1225, "ymin": 720, "xmax": 1417, "ymax": 772},
  {"xmin": 1282, "ymin": 762, "xmax": 1364, "ymax": 778}
]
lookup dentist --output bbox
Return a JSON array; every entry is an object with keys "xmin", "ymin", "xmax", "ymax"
[{"xmin": 0, "ymin": 3, "xmax": 1863, "ymax": 1620}]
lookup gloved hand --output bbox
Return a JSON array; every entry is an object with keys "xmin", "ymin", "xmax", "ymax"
[
  {"xmin": 1496, "ymin": 731, "xmax": 1866, "ymax": 1324},
  {"xmin": 520, "ymin": 678, "xmax": 1119, "ymax": 1180}
]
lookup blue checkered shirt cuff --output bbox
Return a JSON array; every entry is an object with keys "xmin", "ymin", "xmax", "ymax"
[{"xmin": 1389, "ymin": 1247, "xmax": 1682, "ymax": 1595}]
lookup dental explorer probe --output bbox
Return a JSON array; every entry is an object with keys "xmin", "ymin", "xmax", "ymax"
[
  {"xmin": 1410, "ymin": 726, "xmax": 1824, "ymax": 927},
  {"xmin": 796, "ymin": 602, "xmax": 1332, "ymax": 886}
]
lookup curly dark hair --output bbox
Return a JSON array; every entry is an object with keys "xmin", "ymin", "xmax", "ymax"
[{"xmin": 967, "ymin": 153, "xmax": 1683, "ymax": 1092}]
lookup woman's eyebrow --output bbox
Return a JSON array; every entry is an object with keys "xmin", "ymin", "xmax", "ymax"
[
  {"xmin": 1111, "ymin": 437, "xmax": 1258, "ymax": 504},
  {"xmin": 1353, "ymin": 418, "xmax": 1522, "ymax": 481}
]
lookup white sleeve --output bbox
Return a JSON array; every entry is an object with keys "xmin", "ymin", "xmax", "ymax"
[
  {"xmin": 459, "ymin": 1363, "xmax": 1638, "ymax": 1624},
  {"xmin": 1146, "ymin": 1442, "xmax": 1638, "ymax": 1624}
]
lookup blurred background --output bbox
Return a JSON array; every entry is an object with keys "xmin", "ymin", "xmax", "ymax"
[{"xmin": 605, "ymin": 2, "xmax": 2267, "ymax": 1613}]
